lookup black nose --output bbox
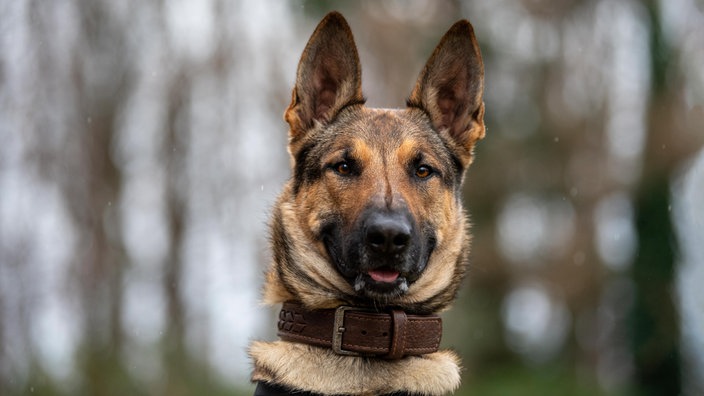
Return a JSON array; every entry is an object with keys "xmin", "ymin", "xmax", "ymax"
[{"xmin": 364, "ymin": 212, "xmax": 412, "ymax": 255}]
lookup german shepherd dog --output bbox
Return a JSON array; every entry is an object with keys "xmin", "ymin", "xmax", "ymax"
[{"xmin": 250, "ymin": 11, "xmax": 485, "ymax": 396}]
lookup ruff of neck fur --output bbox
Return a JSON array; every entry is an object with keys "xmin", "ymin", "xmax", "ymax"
[{"xmin": 249, "ymin": 341, "xmax": 462, "ymax": 396}]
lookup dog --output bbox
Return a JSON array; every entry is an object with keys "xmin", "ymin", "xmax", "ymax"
[{"xmin": 249, "ymin": 11, "xmax": 485, "ymax": 396}]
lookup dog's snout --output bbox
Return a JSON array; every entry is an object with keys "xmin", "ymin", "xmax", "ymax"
[{"xmin": 365, "ymin": 212, "xmax": 412, "ymax": 255}]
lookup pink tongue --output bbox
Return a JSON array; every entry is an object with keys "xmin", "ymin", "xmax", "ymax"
[{"xmin": 368, "ymin": 269, "xmax": 400, "ymax": 283}]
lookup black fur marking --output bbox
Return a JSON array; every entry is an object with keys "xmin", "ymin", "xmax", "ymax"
[
  {"xmin": 292, "ymin": 143, "xmax": 322, "ymax": 195},
  {"xmin": 405, "ymin": 97, "xmax": 425, "ymax": 112},
  {"xmin": 444, "ymin": 146, "xmax": 465, "ymax": 188},
  {"xmin": 271, "ymin": 206, "xmax": 334, "ymax": 296},
  {"xmin": 271, "ymin": 208, "xmax": 300, "ymax": 295},
  {"xmin": 320, "ymin": 218, "xmax": 352, "ymax": 278}
]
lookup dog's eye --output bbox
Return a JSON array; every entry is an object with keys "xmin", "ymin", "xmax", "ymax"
[
  {"xmin": 415, "ymin": 165, "xmax": 433, "ymax": 179},
  {"xmin": 334, "ymin": 161, "xmax": 352, "ymax": 175}
]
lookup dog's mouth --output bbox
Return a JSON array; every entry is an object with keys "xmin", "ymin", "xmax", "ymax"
[
  {"xmin": 367, "ymin": 268, "xmax": 400, "ymax": 283},
  {"xmin": 353, "ymin": 268, "xmax": 409, "ymax": 298}
]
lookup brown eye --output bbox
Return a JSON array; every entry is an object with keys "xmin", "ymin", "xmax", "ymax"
[
  {"xmin": 335, "ymin": 161, "xmax": 351, "ymax": 175},
  {"xmin": 415, "ymin": 165, "xmax": 432, "ymax": 179}
]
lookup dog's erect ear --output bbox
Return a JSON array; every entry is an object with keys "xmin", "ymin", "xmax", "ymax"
[
  {"xmin": 408, "ymin": 20, "xmax": 485, "ymax": 166},
  {"xmin": 285, "ymin": 12, "xmax": 364, "ymax": 139}
]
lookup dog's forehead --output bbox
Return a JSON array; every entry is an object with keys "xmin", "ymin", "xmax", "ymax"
[
  {"xmin": 334, "ymin": 107, "xmax": 436, "ymax": 149},
  {"xmin": 358, "ymin": 107, "xmax": 426, "ymax": 131}
]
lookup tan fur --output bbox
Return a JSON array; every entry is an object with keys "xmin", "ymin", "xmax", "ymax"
[{"xmin": 250, "ymin": 341, "xmax": 461, "ymax": 396}]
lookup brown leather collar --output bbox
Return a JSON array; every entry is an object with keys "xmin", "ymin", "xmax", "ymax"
[{"xmin": 277, "ymin": 301, "xmax": 442, "ymax": 360}]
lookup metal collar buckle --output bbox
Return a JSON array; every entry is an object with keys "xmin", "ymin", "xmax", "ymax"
[{"xmin": 332, "ymin": 305, "xmax": 371, "ymax": 356}]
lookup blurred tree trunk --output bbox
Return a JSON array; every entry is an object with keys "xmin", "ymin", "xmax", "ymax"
[
  {"xmin": 628, "ymin": 2, "xmax": 702, "ymax": 394},
  {"xmin": 631, "ymin": 176, "xmax": 680, "ymax": 395},
  {"xmin": 162, "ymin": 72, "xmax": 190, "ymax": 392},
  {"xmin": 63, "ymin": 1, "xmax": 131, "ymax": 394}
]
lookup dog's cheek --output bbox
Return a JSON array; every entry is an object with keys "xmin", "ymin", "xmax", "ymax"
[
  {"xmin": 320, "ymin": 219, "xmax": 358, "ymax": 278},
  {"xmin": 414, "ymin": 222, "xmax": 437, "ymax": 277},
  {"xmin": 304, "ymin": 175, "xmax": 366, "ymax": 276},
  {"xmin": 294, "ymin": 182, "xmax": 333, "ymax": 239},
  {"xmin": 410, "ymin": 184, "xmax": 458, "ymax": 248},
  {"xmin": 435, "ymin": 189, "xmax": 462, "ymax": 246}
]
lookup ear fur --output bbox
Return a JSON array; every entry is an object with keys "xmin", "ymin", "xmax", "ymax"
[
  {"xmin": 284, "ymin": 12, "xmax": 365, "ymax": 139},
  {"xmin": 408, "ymin": 20, "xmax": 485, "ymax": 166}
]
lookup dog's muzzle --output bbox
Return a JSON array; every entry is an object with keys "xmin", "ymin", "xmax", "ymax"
[
  {"xmin": 323, "ymin": 205, "xmax": 433, "ymax": 300},
  {"xmin": 354, "ymin": 209, "xmax": 414, "ymax": 291}
]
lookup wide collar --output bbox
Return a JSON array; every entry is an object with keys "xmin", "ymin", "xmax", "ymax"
[{"xmin": 277, "ymin": 301, "xmax": 442, "ymax": 359}]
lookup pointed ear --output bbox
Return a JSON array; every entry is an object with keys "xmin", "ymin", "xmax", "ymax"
[
  {"xmin": 408, "ymin": 20, "xmax": 485, "ymax": 166},
  {"xmin": 285, "ymin": 12, "xmax": 365, "ymax": 139}
]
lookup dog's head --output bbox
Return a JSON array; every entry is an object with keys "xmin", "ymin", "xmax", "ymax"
[{"xmin": 264, "ymin": 12, "xmax": 485, "ymax": 314}]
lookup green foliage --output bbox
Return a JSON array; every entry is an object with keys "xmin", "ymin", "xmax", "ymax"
[{"xmin": 458, "ymin": 364, "xmax": 629, "ymax": 396}]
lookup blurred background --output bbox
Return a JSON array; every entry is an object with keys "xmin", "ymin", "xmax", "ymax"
[{"xmin": 1, "ymin": 0, "xmax": 703, "ymax": 395}]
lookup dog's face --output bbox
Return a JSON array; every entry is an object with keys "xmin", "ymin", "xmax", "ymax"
[
  {"xmin": 297, "ymin": 108, "xmax": 466, "ymax": 302},
  {"xmin": 264, "ymin": 12, "xmax": 485, "ymax": 314}
]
